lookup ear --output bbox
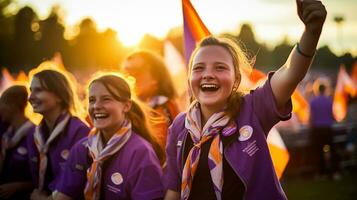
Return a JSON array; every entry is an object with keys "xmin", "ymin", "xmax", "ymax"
[{"xmin": 123, "ymin": 100, "xmax": 132, "ymax": 113}]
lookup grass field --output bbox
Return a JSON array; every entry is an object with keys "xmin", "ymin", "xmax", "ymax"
[{"xmin": 283, "ymin": 171, "xmax": 357, "ymax": 200}]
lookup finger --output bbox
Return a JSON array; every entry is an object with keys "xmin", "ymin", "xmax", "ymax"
[
  {"xmin": 302, "ymin": 4, "xmax": 322, "ymax": 21},
  {"xmin": 302, "ymin": 3, "xmax": 326, "ymax": 22},
  {"xmin": 305, "ymin": 10, "xmax": 325, "ymax": 24}
]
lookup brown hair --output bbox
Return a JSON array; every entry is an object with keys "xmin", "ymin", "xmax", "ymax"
[
  {"xmin": 188, "ymin": 36, "xmax": 252, "ymax": 118},
  {"xmin": 0, "ymin": 85, "xmax": 28, "ymax": 112},
  {"xmin": 89, "ymin": 74, "xmax": 165, "ymax": 164},
  {"xmin": 125, "ymin": 50, "xmax": 177, "ymax": 99}
]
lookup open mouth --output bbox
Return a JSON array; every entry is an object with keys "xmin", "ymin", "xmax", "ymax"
[
  {"xmin": 30, "ymin": 101, "xmax": 41, "ymax": 108},
  {"xmin": 94, "ymin": 113, "xmax": 109, "ymax": 120},
  {"xmin": 200, "ymin": 83, "xmax": 220, "ymax": 92}
]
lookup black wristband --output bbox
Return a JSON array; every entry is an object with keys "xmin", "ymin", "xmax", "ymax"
[{"xmin": 296, "ymin": 43, "xmax": 315, "ymax": 58}]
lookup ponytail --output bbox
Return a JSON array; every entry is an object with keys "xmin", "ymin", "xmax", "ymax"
[{"xmin": 127, "ymin": 100, "xmax": 165, "ymax": 165}]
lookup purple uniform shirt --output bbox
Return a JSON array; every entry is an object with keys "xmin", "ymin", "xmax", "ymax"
[
  {"xmin": 0, "ymin": 124, "xmax": 35, "ymax": 183},
  {"xmin": 310, "ymin": 95, "xmax": 334, "ymax": 127},
  {"xmin": 56, "ymin": 132, "xmax": 164, "ymax": 200},
  {"xmin": 164, "ymin": 73, "xmax": 292, "ymax": 200},
  {"xmin": 27, "ymin": 116, "xmax": 90, "ymax": 192}
]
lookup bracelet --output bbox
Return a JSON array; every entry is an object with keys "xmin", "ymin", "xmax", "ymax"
[{"xmin": 296, "ymin": 43, "xmax": 315, "ymax": 58}]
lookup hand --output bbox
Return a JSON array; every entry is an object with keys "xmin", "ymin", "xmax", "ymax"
[
  {"xmin": 30, "ymin": 189, "xmax": 50, "ymax": 200},
  {"xmin": 296, "ymin": 0, "xmax": 327, "ymax": 35},
  {"xmin": 0, "ymin": 183, "xmax": 19, "ymax": 199}
]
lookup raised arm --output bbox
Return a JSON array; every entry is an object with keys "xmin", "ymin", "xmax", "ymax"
[{"xmin": 271, "ymin": 0, "xmax": 327, "ymax": 108}]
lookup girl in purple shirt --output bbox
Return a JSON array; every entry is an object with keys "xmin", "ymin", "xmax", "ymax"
[
  {"xmin": 164, "ymin": 1, "xmax": 327, "ymax": 199},
  {"xmin": 27, "ymin": 68, "xmax": 90, "ymax": 200},
  {"xmin": 0, "ymin": 85, "xmax": 35, "ymax": 200},
  {"xmin": 55, "ymin": 73, "xmax": 164, "ymax": 200}
]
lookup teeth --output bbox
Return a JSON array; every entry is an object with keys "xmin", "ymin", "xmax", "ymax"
[
  {"xmin": 94, "ymin": 113, "xmax": 108, "ymax": 118},
  {"xmin": 201, "ymin": 84, "xmax": 219, "ymax": 89},
  {"xmin": 31, "ymin": 103, "xmax": 39, "ymax": 107}
]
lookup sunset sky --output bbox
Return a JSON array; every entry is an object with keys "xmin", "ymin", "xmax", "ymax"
[{"xmin": 12, "ymin": 0, "xmax": 357, "ymax": 55}]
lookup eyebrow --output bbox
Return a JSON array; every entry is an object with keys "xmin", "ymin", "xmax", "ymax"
[{"xmin": 193, "ymin": 61, "xmax": 229, "ymax": 66}]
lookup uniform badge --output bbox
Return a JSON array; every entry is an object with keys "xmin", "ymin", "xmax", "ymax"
[
  {"xmin": 111, "ymin": 172, "xmax": 123, "ymax": 185},
  {"xmin": 17, "ymin": 147, "xmax": 27, "ymax": 155},
  {"xmin": 238, "ymin": 125, "xmax": 253, "ymax": 141},
  {"xmin": 61, "ymin": 149, "xmax": 70, "ymax": 160}
]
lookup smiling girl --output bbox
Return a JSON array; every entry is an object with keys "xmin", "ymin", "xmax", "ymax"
[
  {"xmin": 55, "ymin": 73, "xmax": 164, "ymax": 200},
  {"xmin": 27, "ymin": 69, "xmax": 90, "ymax": 200},
  {"xmin": 164, "ymin": 0, "xmax": 327, "ymax": 199}
]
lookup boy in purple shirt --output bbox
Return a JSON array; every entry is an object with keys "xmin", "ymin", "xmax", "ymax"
[
  {"xmin": 164, "ymin": 0, "xmax": 327, "ymax": 199},
  {"xmin": 27, "ymin": 68, "xmax": 90, "ymax": 200},
  {"xmin": 0, "ymin": 85, "xmax": 35, "ymax": 200},
  {"xmin": 55, "ymin": 74, "xmax": 164, "ymax": 200}
]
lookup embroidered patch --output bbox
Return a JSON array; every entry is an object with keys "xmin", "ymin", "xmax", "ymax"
[
  {"xmin": 107, "ymin": 184, "xmax": 121, "ymax": 193},
  {"xmin": 111, "ymin": 172, "xmax": 123, "ymax": 185},
  {"xmin": 75, "ymin": 164, "xmax": 84, "ymax": 171},
  {"xmin": 242, "ymin": 140, "xmax": 259, "ymax": 156},
  {"xmin": 238, "ymin": 125, "xmax": 253, "ymax": 141},
  {"xmin": 17, "ymin": 147, "xmax": 27, "ymax": 155},
  {"xmin": 61, "ymin": 149, "xmax": 70, "ymax": 160}
]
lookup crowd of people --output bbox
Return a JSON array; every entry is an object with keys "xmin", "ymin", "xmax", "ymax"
[{"xmin": 0, "ymin": 0, "xmax": 345, "ymax": 199}]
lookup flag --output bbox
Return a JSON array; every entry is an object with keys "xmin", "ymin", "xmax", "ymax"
[
  {"xmin": 291, "ymin": 90, "xmax": 309, "ymax": 124},
  {"xmin": 333, "ymin": 64, "xmax": 357, "ymax": 122},
  {"xmin": 15, "ymin": 70, "xmax": 29, "ymax": 83},
  {"xmin": 0, "ymin": 68, "xmax": 15, "ymax": 94},
  {"xmin": 181, "ymin": 0, "xmax": 289, "ymax": 179},
  {"xmin": 163, "ymin": 41, "xmax": 189, "ymax": 110},
  {"xmin": 267, "ymin": 128, "xmax": 290, "ymax": 179},
  {"xmin": 182, "ymin": 0, "xmax": 210, "ymax": 65}
]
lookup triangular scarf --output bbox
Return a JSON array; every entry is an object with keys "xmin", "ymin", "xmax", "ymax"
[
  {"xmin": 0, "ymin": 120, "xmax": 34, "ymax": 173},
  {"xmin": 181, "ymin": 101, "xmax": 237, "ymax": 200},
  {"xmin": 84, "ymin": 119, "xmax": 132, "ymax": 200},
  {"xmin": 34, "ymin": 113, "xmax": 70, "ymax": 191}
]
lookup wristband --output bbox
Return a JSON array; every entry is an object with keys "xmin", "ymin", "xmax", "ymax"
[{"xmin": 296, "ymin": 43, "xmax": 315, "ymax": 58}]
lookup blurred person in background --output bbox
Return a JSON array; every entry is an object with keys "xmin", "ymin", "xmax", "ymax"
[
  {"xmin": 124, "ymin": 50, "xmax": 180, "ymax": 151},
  {"xmin": 309, "ymin": 78, "xmax": 340, "ymax": 180},
  {"xmin": 0, "ymin": 85, "xmax": 35, "ymax": 199}
]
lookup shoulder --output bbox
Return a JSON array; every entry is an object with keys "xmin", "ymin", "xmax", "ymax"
[
  {"xmin": 67, "ymin": 117, "xmax": 90, "ymax": 136},
  {"xmin": 170, "ymin": 112, "xmax": 186, "ymax": 130},
  {"xmin": 69, "ymin": 117, "xmax": 90, "ymax": 130},
  {"xmin": 126, "ymin": 133, "xmax": 155, "ymax": 154},
  {"xmin": 68, "ymin": 137, "xmax": 89, "ymax": 158},
  {"xmin": 123, "ymin": 132, "xmax": 161, "ymax": 165}
]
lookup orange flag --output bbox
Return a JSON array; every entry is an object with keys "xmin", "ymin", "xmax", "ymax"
[
  {"xmin": 182, "ymin": 0, "xmax": 210, "ymax": 65},
  {"xmin": 333, "ymin": 64, "xmax": 357, "ymax": 122},
  {"xmin": 0, "ymin": 68, "xmax": 15, "ymax": 94}
]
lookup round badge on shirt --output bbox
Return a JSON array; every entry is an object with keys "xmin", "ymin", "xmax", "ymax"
[
  {"xmin": 238, "ymin": 125, "xmax": 253, "ymax": 141},
  {"xmin": 111, "ymin": 172, "xmax": 123, "ymax": 185},
  {"xmin": 17, "ymin": 147, "xmax": 27, "ymax": 155},
  {"xmin": 61, "ymin": 149, "xmax": 70, "ymax": 160}
]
